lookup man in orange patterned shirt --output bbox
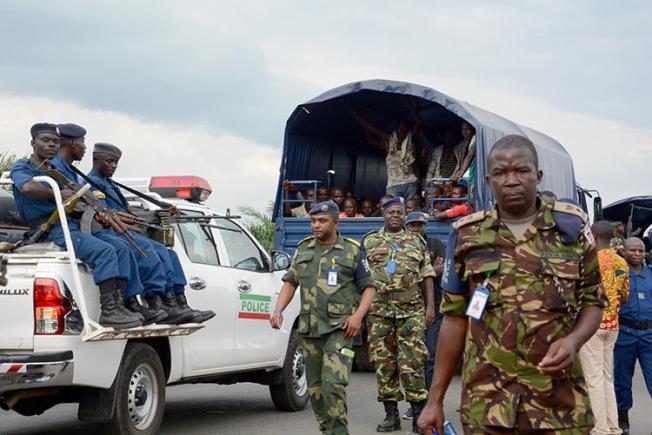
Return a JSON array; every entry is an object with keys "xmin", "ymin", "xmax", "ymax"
[{"xmin": 579, "ymin": 221, "xmax": 629, "ymax": 435}]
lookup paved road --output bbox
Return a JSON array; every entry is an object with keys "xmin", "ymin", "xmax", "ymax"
[{"xmin": 3, "ymin": 369, "xmax": 650, "ymax": 434}]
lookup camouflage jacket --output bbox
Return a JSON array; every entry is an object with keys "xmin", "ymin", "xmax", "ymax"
[
  {"xmin": 441, "ymin": 199, "xmax": 607, "ymax": 429},
  {"xmin": 363, "ymin": 228, "xmax": 435, "ymax": 318},
  {"xmin": 282, "ymin": 234, "xmax": 375, "ymax": 338}
]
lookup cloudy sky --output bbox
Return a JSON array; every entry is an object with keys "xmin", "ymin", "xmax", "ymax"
[{"xmin": 1, "ymin": 1, "xmax": 650, "ymax": 211}]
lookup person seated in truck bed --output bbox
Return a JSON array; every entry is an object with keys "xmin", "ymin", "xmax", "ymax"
[
  {"xmin": 433, "ymin": 184, "xmax": 473, "ymax": 220},
  {"xmin": 88, "ymin": 142, "xmax": 215, "ymax": 323},
  {"xmin": 406, "ymin": 197, "xmax": 421, "ymax": 214},
  {"xmin": 10, "ymin": 123, "xmax": 142, "ymax": 329},
  {"xmin": 283, "ymin": 180, "xmax": 313, "ymax": 218},
  {"xmin": 317, "ymin": 186, "xmax": 329, "ymax": 202},
  {"xmin": 360, "ymin": 199, "xmax": 375, "ymax": 217},
  {"xmin": 330, "ymin": 187, "xmax": 345, "ymax": 208},
  {"xmin": 339, "ymin": 198, "xmax": 364, "ymax": 218},
  {"xmin": 372, "ymin": 194, "xmax": 394, "ymax": 217}
]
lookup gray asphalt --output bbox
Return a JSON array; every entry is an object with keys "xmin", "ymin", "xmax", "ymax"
[{"xmin": 2, "ymin": 369, "xmax": 650, "ymax": 435}]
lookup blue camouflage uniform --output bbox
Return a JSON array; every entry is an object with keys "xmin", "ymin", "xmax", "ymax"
[
  {"xmin": 87, "ymin": 169, "xmax": 187, "ymax": 294},
  {"xmin": 49, "ymin": 155, "xmax": 162, "ymax": 298},
  {"xmin": 10, "ymin": 158, "xmax": 131, "ymax": 287},
  {"xmin": 614, "ymin": 264, "xmax": 652, "ymax": 412}
]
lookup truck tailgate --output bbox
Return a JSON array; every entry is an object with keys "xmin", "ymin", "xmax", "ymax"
[{"xmin": 0, "ymin": 260, "xmax": 34, "ymax": 350}]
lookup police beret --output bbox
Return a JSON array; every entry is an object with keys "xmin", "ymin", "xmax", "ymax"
[
  {"xmin": 382, "ymin": 196, "xmax": 405, "ymax": 210},
  {"xmin": 93, "ymin": 142, "xmax": 122, "ymax": 158},
  {"xmin": 309, "ymin": 200, "xmax": 339, "ymax": 215},
  {"xmin": 30, "ymin": 123, "xmax": 59, "ymax": 138},
  {"xmin": 405, "ymin": 211, "xmax": 427, "ymax": 225},
  {"xmin": 57, "ymin": 123, "xmax": 87, "ymax": 139}
]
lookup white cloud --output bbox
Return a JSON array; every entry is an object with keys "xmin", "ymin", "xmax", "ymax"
[{"xmin": 0, "ymin": 95, "xmax": 280, "ymax": 212}]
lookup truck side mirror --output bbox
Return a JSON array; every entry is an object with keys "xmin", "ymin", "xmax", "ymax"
[
  {"xmin": 593, "ymin": 197, "xmax": 603, "ymax": 221},
  {"xmin": 272, "ymin": 251, "xmax": 291, "ymax": 271}
]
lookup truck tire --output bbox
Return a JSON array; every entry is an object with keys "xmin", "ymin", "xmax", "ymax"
[
  {"xmin": 98, "ymin": 343, "xmax": 166, "ymax": 435},
  {"xmin": 269, "ymin": 330, "xmax": 309, "ymax": 412}
]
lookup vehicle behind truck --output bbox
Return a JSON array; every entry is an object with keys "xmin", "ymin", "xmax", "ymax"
[{"xmin": 0, "ymin": 174, "xmax": 307, "ymax": 435}]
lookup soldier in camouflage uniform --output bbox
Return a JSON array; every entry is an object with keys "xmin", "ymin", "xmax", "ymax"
[
  {"xmin": 363, "ymin": 197, "xmax": 436, "ymax": 433},
  {"xmin": 271, "ymin": 200, "xmax": 376, "ymax": 435},
  {"xmin": 418, "ymin": 135, "xmax": 607, "ymax": 435}
]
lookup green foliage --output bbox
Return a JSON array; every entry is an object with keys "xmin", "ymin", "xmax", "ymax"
[
  {"xmin": 0, "ymin": 152, "xmax": 19, "ymax": 175},
  {"xmin": 238, "ymin": 201, "xmax": 275, "ymax": 253}
]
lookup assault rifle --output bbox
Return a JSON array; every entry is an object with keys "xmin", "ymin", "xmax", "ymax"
[{"xmin": 46, "ymin": 169, "xmax": 147, "ymax": 257}]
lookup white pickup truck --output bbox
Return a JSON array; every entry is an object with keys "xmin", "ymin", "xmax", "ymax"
[{"xmin": 0, "ymin": 174, "xmax": 307, "ymax": 435}]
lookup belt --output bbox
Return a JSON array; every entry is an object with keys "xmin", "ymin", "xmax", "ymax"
[
  {"xmin": 379, "ymin": 285, "xmax": 421, "ymax": 302},
  {"xmin": 620, "ymin": 317, "xmax": 652, "ymax": 330}
]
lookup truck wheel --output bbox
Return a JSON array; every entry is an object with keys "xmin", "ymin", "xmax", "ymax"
[
  {"xmin": 269, "ymin": 330, "xmax": 309, "ymax": 412},
  {"xmin": 99, "ymin": 343, "xmax": 166, "ymax": 435}
]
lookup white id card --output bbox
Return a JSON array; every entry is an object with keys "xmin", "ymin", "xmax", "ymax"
[
  {"xmin": 639, "ymin": 292, "xmax": 645, "ymax": 300},
  {"xmin": 328, "ymin": 269, "xmax": 338, "ymax": 286},
  {"xmin": 465, "ymin": 287, "xmax": 490, "ymax": 320}
]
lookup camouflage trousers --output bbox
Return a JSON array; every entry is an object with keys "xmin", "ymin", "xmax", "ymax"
[
  {"xmin": 367, "ymin": 314, "xmax": 427, "ymax": 403},
  {"xmin": 302, "ymin": 329, "xmax": 354, "ymax": 435}
]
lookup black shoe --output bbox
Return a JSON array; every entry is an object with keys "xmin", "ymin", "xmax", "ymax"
[
  {"xmin": 376, "ymin": 400, "xmax": 401, "ymax": 432},
  {"xmin": 99, "ymin": 291, "xmax": 142, "ymax": 329},
  {"xmin": 115, "ymin": 283, "xmax": 144, "ymax": 322},
  {"xmin": 618, "ymin": 411, "xmax": 630, "ymax": 435},
  {"xmin": 126, "ymin": 296, "xmax": 168, "ymax": 325},
  {"xmin": 146, "ymin": 291, "xmax": 193, "ymax": 324},
  {"xmin": 410, "ymin": 400, "xmax": 426, "ymax": 433},
  {"xmin": 176, "ymin": 294, "xmax": 215, "ymax": 323}
]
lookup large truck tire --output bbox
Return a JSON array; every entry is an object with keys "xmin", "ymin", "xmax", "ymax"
[
  {"xmin": 269, "ymin": 330, "xmax": 309, "ymax": 412},
  {"xmin": 98, "ymin": 343, "xmax": 166, "ymax": 435}
]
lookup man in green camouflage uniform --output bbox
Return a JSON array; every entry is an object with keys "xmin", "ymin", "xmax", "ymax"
[
  {"xmin": 418, "ymin": 135, "xmax": 607, "ymax": 435},
  {"xmin": 271, "ymin": 200, "xmax": 376, "ymax": 435},
  {"xmin": 363, "ymin": 196, "xmax": 436, "ymax": 433}
]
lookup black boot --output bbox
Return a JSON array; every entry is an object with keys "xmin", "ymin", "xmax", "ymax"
[
  {"xmin": 176, "ymin": 293, "xmax": 215, "ymax": 323},
  {"xmin": 410, "ymin": 400, "xmax": 426, "ymax": 433},
  {"xmin": 146, "ymin": 291, "xmax": 193, "ymax": 324},
  {"xmin": 376, "ymin": 400, "xmax": 401, "ymax": 432},
  {"xmin": 116, "ymin": 280, "xmax": 144, "ymax": 322},
  {"xmin": 98, "ymin": 280, "xmax": 142, "ymax": 329},
  {"xmin": 618, "ymin": 411, "xmax": 630, "ymax": 435},
  {"xmin": 125, "ymin": 296, "xmax": 168, "ymax": 325}
]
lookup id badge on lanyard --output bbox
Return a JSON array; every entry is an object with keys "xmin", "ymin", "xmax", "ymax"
[
  {"xmin": 466, "ymin": 274, "xmax": 492, "ymax": 320},
  {"xmin": 386, "ymin": 244, "xmax": 400, "ymax": 274},
  {"xmin": 327, "ymin": 257, "xmax": 338, "ymax": 287}
]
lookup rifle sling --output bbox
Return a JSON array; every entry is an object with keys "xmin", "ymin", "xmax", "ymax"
[{"xmin": 68, "ymin": 165, "xmax": 124, "ymax": 207}]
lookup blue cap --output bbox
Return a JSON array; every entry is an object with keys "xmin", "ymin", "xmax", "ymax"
[
  {"xmin": 57, "ymin": 123, "xmax": 87, "ymax": 139},
  {"xmin": 309, "ymin": 200, "xmax": 339, "ymax": 215},
  {"xmin": 30, "ymin": 123, "xmax": 59, "ymax": 138},
  {"xmin": 405, "ymin": 211, "xmax": 427, "ymax": 225},
  {"xmin": 382, "ymin": 196, "xmax": 405, "ymax": 210},
  {"xmin": 93, "ymin": 142, "xmax": 122, "ymax": 158}
]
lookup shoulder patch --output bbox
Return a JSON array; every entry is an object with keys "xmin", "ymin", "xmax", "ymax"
[
  {"xmin": 343, "ymin": 237, "xmax": 361, "ymax": 247},
  {"xmin": 298, "ymin": 236, "xmax": 315, "ymax": 246},
  {"xmin": 452, "ymin": 209, "xmax": 489, "ymax": 229},
  {"xmin": 552, "ymin": 201, "xmax": 588, "ymax": 224}
]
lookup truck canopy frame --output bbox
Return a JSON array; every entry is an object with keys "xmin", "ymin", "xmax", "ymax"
[{"xmin": 275, "ymin": 79, "xmax": 577, "ymax": 219}]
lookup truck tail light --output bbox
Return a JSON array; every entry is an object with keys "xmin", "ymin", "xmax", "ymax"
[{"xmin": 34, "ymin": 278, "xmax": 71, "ymax": 335}]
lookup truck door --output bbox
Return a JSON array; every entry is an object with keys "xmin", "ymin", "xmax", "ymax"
[
  {"xmin": 175, "ymin": 215, "xmax": 237, "ymax": 372},
  {"xmin": 213, "ymin": 218, "xmax": 279, "ymax": 364}
]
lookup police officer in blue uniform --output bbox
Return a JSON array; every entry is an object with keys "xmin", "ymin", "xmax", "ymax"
[
  {"xmin": 88, "ymin": 142, "xmax": 215, "ymax": 323},
  {"xmin": 615, "ymin": 237, "xmax": 652, "ymax": 434},
  {"xmin": 10, "ymin": 123, "xmax": 141, "ymax": 328},
  {"xmin": 52, "ymin": 123, "xmax": 168, "ymax": 325}
]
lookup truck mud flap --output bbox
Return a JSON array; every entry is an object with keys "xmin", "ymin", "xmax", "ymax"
[{"xmin": 83, "ymin": 323, "xmax": 204, "ymax": 342}]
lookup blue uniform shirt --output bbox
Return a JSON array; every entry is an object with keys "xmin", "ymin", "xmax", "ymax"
[
  {"xmin": 50, "ymin": 156, "xmax": 82, "ymax": 184},
  {"xmin": 620, "ymin": 265, "xmax": 652, "ymax": 322},
  {"xmin": 10, "ymin": 159, "xmax": 64, "ymax": 225},
  {"xmin": 87, "ymin": 169, "xmax": 129, "ymax": 211}
]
